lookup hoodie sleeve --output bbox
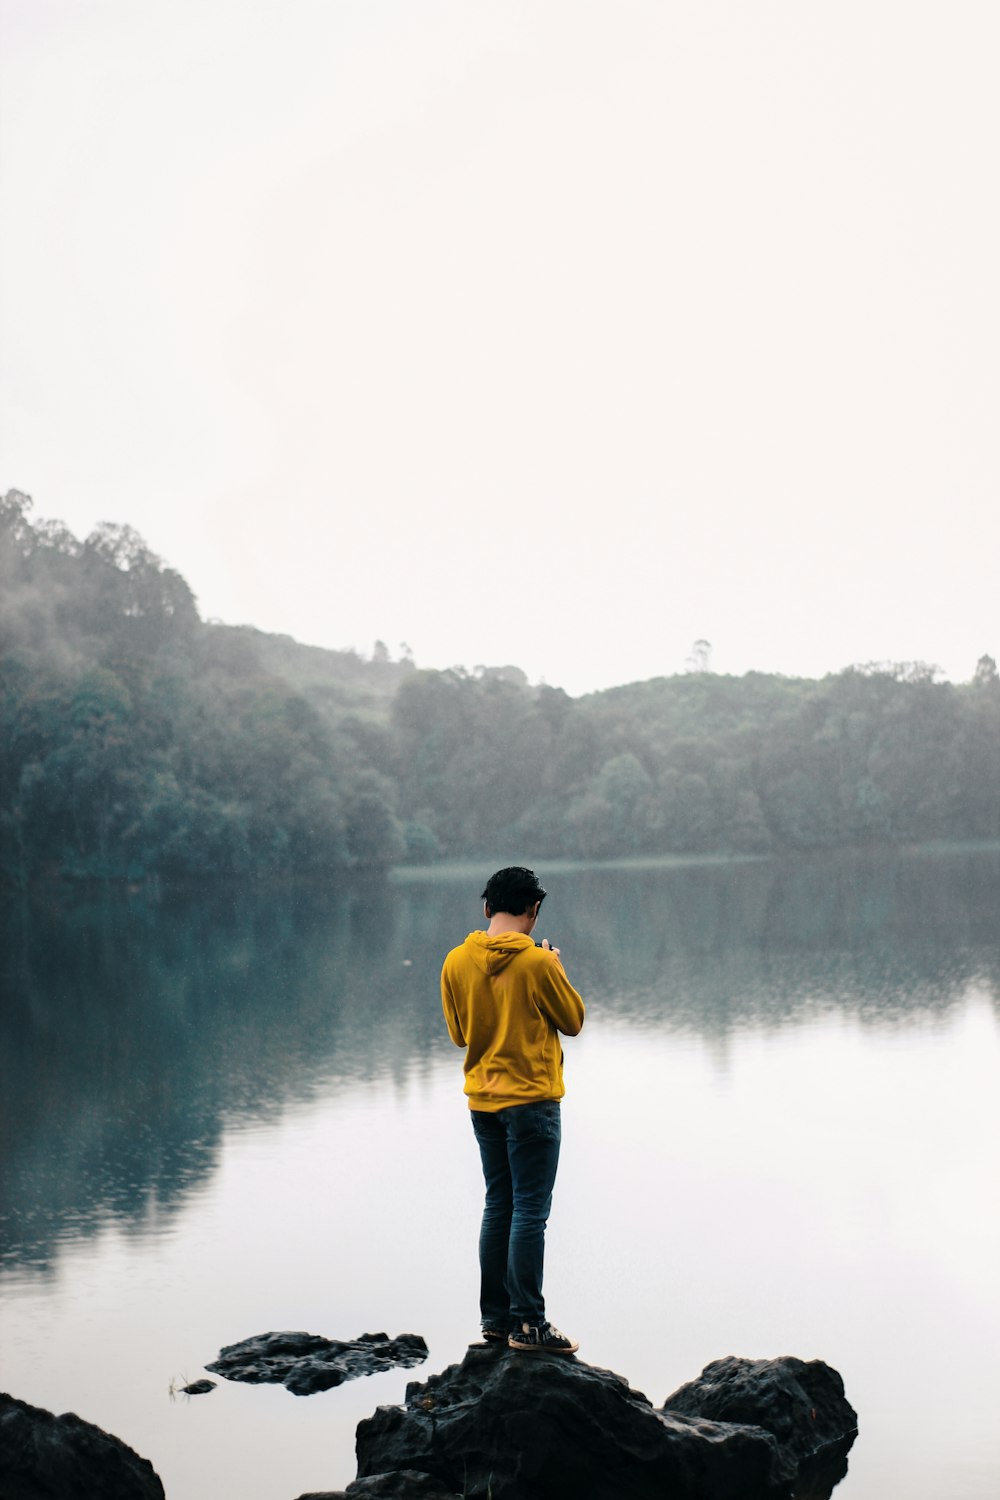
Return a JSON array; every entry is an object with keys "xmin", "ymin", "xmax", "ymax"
[
  {"xmin": 536, "ymin": 959, "xmax": 585, "ymax": 1037},
  {"xmin": 440, "ymin": 962, "xmax": 466, "ymax": 1048}
]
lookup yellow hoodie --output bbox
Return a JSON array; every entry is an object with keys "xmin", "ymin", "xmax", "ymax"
[{"xmin": 440, "ymin": 931, "xmax": 586, "ymax": 1111}]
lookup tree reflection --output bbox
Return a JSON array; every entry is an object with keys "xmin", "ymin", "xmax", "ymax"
[
  {"xmin": 549, "ymin": 849, "xmax": 1000, "ymax": 1033},
  {"xmin": 2, "ymin": 848, "xmax": 997, "ymax": 1274}
]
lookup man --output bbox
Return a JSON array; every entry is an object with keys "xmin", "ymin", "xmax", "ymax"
[{"xmin": 441, "ymin": 866, "xmax": 585, "ymax": 1355}]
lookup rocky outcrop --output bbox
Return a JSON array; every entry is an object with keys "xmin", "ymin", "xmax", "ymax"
[
  {"xmin": 207, "ymin": 1330, "xmax": 428, "ymax": 1396},
  {"xmin": 664, "ymin": 1354, "xmax": 856, "ymax": 1485},
  {"xmin": 344, "ymin": 1347, "xmax": 857, "ymax": 1500},
  {"xmin": 0, "ymin": 1391, "xmax": 165, "ymax": 1500}
]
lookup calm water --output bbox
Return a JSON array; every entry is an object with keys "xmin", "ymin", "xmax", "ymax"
[{"xmin": 1, "ymin": 850, "xmax": 999, "ymax": 1499}]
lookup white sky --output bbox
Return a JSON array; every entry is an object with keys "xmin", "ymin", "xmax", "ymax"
[{"xmin": 2, "ymin": 1, "xmax": 998, "ymax": 695}]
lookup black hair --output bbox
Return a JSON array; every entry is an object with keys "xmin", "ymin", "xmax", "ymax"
[{"xmin": 481, "ymin": 866, "xmax": 547, "ymax": 917}]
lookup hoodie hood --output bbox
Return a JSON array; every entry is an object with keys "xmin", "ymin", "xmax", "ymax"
[{"xmin": 463, "ymin": 930, "xmax": 535, "ymax": 975}]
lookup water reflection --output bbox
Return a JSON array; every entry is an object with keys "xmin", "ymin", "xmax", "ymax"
[
  {"xmin": 2, "ymin": 849, "xmax": 997, "ymax": 1275},
  {"xmin": 0, "ymin": 877, "xmax": 444, "ymax": 1272},
  {"xmin": 549, "ymin": 849, "xmax": 1000, "ymax": 1032}
]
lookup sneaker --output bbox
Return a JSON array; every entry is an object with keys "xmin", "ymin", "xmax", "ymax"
[
  {"xmin": 508, "ymin": 1321, "xmax": 579, "ymax": 1355},
  {"xmin": 468, "ymin": 1327, "xmax": 509, "ymax": 1350}
]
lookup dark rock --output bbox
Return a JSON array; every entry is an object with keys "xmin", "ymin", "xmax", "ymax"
[
  {"xmin": 295, "ymin": 1482, "xmax": 460, "ymax": 1500},
  {"xmin": 663, "ymin": 1355, "xmax": 859, "ymax": 1489},
  {"xmin": 344, "ymin": 1474, "xmax": 462, "ymax": 1498},
  {"xmin": 0, "ymin": 1391, "xmax": 165, "ymax": 1500},
  {"xmin": 355, "ymin": 1348, "xmax": 803, "ymax": 1500},
  {"xmin": 179, "ymin": 1379, "xmax": 216, "ymax": 1395},
  {"xmin": 788, "ymin": 1439, "xmax": 853, "ymax": 1500},
  {"xmin": 206, "ymin": 1330, "xmax": 428, "ymax": 1396},
  {"xmin": 295, "ymin": 1482, "xmax": 461, "ymax": 1500}
]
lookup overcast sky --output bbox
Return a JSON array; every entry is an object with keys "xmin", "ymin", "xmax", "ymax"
[{"xmin": 2, "ymin": 1, "xmax": 997, "ymax": 695}]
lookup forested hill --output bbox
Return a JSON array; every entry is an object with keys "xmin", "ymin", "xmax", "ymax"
[{"xmin": 2, "ymin": 489, "xmax": 999, "ymax": 885}]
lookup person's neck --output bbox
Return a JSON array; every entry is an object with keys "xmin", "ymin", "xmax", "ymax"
[{"xmin": 486, "ymin": 911, "xmax": 536, "ymax": 937}]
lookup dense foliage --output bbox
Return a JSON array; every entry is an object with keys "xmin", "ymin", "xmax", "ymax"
[
  {"xmin": 2, "ymin": 489, "xmax": 999, "ymax": 884},
  {"xmin": 0, "ymin": 491, "xmax": 408, "ymax": 881}
]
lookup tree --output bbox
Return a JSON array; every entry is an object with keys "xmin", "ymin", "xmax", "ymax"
[
  {"xmin": 569, "ymin": 753, "xmax": 655, "ymax": 857},
  {"xmin": 729, "ymin": 789, "xmax": 773, "ymax": 852},
  {"xmin": 973, "ymin": 654, "xmax": 999, "ymax": 688},
  {"xmin": 686, "ymin": 639, "xmax": 712, "ymax": 673},
  {"xmin": 81, "ymin": 523, "xmax": 199, "ymax": 654},
  {"xmin": 672, "ymin": 772, "xmax": 715, "ymax": 850},
  {"xmin": 0, "ymin": 489, "xmax": 35, "ymax": 552},
  {"xmin": 342, "ymin": 775, "xmax": 405, "ymax": 868}
]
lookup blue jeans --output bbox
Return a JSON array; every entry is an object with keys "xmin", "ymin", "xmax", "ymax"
[{"xmin": 471, "ymin": 1100, "xmax": 562, "ymax": 1330}]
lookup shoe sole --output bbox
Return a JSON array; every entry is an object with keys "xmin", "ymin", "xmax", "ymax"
[{"xmin": 507, "ymin": 1342, "xmax": 579, "ymax": 1356}]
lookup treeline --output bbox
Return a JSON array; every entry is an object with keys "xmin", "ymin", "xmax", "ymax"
[
  {"xmin": 0, "ymin": 491, "xmax": 408, "ymax": 882},
  {"xmin": 392, "ymin": 654, "xmax": 1000, "ymax": 858},
  {"xmin": 2, "ymin": 489, "xmax": 999, "ymax": 884}
]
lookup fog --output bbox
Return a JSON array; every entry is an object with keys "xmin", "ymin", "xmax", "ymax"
[{"xmin": 2, "ymin": 1, "xmax": 999, "ymax": 694}]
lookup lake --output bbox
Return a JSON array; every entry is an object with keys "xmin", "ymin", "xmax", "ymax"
[{"xmin": 1, "ymin": 849, "xmax": 999, "ymax": 1498}]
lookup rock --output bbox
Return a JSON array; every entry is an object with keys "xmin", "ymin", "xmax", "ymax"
[
  {"xmin": 295, "ymin": 1480, "xmax": 460, "ymax": 1500},
  {"xmin": 352, "ymin": 1348, "xmax": 858, "ymax": 1500},
  {"xmin": 0, "ymin": 1391, "xmax": 165, "ymax": 1500},
  {"xmin": 179, "ymin": 1379, "xmax": 216, "ymax": 1395},
  {"xmin": 357, "ymin": 1350, "xmax": 764, "ymax": 1499},
  {"xmin": 206, "ymin": 1330, "xmax": 428, "ymax": 1396},
  {"xmin": 344, "ymin": 1476, "xmax": 462, "ymax": 1498},
  {"xmin": 295, "ymin": 1481, "xmax": 461, "ymax": 1500},
  {"xmin": 663, "ymin": 1355, "xmax": 858, "ymax": 1486}
]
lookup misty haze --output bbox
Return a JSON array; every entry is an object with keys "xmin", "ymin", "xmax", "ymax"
[
  {"xmin": 2, "ymin": 491, "xmax": 999, "ymax": 1499},
  {"xmin": 3, "ymin": 3, "xmax": 1000, "ymax": 1498}
]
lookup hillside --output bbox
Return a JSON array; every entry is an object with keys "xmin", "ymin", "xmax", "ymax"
[{"xmin": 2, "ymin": 489, "xmax": 999, "ymax": 884}]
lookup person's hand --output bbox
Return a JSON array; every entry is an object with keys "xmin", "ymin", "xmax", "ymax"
[{"xmin": 540, "ymin": 938, "xmax": 562, "ymax": 962}]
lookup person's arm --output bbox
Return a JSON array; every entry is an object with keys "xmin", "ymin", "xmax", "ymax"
[
  {"xmin": 440, "ymin": 965, "xmax": 466, "ymax": 1047},
  {"xmin": 536, "ymin": 960, "xmax": 585, "ymax": 1036}
]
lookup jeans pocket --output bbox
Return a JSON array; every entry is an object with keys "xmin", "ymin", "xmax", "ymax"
[{"xmin": 513, "ymin": 1100, "xmax": 561, "ymax": 1144}]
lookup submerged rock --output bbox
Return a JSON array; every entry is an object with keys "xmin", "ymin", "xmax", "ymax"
[
  {"xmin": 207, "ymin": 1330, "xmax": 428, "ymax": 1396},
  {"xmin": 0, "ymin": 1391, "xmax": 165, "ymax": 1500},
  {"xmin": 351, "ymin": 1347, "xmax": 858, "ymax": 1500}
]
